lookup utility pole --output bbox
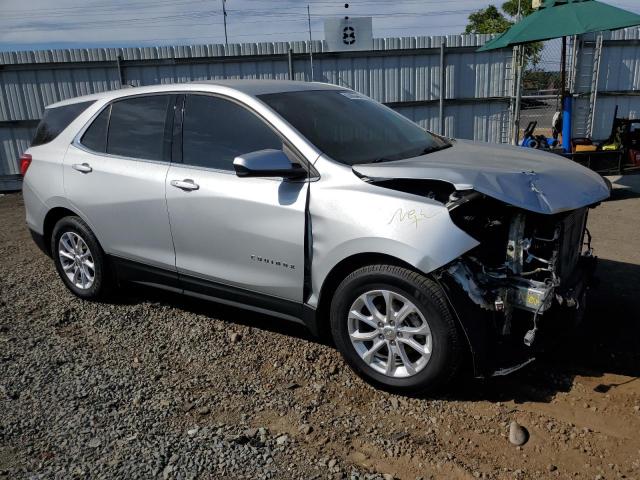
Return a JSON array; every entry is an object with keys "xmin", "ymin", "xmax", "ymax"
[
  {"xmin": 307, "ymin": 4, "xmax": 314, "ymax": 81},
  {"xmin": 221, "ymin": 0, "xmax": 228, "ymax": 48}
]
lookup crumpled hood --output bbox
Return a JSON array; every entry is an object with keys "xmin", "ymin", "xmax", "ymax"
[{"xmin": 352, "ymin": 139, "xmax": 610, "ymax": 214}]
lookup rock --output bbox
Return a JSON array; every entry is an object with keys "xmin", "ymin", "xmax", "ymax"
[
  {"xmin": 391, "ymin": 432, "xmax": 408, "ymax": 441},
  {"xmin": 634, "ymin": 405, "xmax": 639, "ymax": 412},
  {"xmin": 87, "ymin": 438, "xmax": 101, "ymax": 448},
  {"xmin": 328, "ymin": 459, "xmax": 337, "ymax": 468},
  {"xmin": 509, "ymin": 421, "xmax": 529, "ymax": 446},
  {"xmin": 390, "ymin": 398, "xmax": 399, "ymax": 409},
  {"xmin": 299, "ymin": 424, "xmax": 313, "ymax": 435},
  {"xmin": 244, "ymin": 428, "xmax": 258, "ymax": 437},
  {"xmin": 383, "ymin": 474, "xmax": 395, "ymax": 480},
  {"xmin": 162, "ymin": 464, "xmax": 174, "ymax": 480},
  {"xmin": 196, "ymin": 406, "xmax": 211, "ymax": 415},
  {"xmin": 229, "ymin": 332, "xmax": 241, "ymax": 343},
  {"xmin": 187, "ymin": 427, "xmax": 200, "ymax": 437},
  {"xmin": 284, "ymin": 382, "xmax": 300, "ymax": 390},
  {"xmin": 276, "ymin": 434, "xmax": 288, "ymax": 445},
  {"xmin": 548, "ymin": 464, "xmax": 557, "ymax": 472}
]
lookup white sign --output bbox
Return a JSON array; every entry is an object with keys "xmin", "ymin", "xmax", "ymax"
[{"xmin": 324, "ymin": 17, "xmax": 373, "ymax": 52}]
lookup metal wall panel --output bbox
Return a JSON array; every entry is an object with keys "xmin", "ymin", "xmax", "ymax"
[
  {"xmin": 572, "ymin": 28, "xmax": 640, "ymax": 139},
  {"xmin": 0, "ymin": 125, "xmax": 34, "ymax": 176},
  {"xmin": 3, "ymin": 28, "xmax": 636, "ymax": 185},
  {"xmin": 575, "ymin": 96, "xmax": 640, "ymax": 140},
  {"xmin": 1, "ymin": 33, "xmax": 517, "ymax": 186},
  {"xmin": 394, "ymin": 101, "xmax": 510, "ymax": 143}
]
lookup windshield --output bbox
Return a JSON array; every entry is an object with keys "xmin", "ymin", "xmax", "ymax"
[{"xmin": 258, "ymin": 90, "xmax": 450, "ymax": 165}]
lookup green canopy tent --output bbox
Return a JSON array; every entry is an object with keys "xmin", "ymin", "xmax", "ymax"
[
  {"xmin": 478, "ymin": 0, "xmax": 640, "ymax": 52},
  {"xmin": 476, "ymin": 0, "xmax": 640, "ymax": 150}
]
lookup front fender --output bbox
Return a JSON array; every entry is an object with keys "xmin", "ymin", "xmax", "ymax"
[{"xmin": 308, "ymin": 170, "xmax": 479, "ymax": 307}]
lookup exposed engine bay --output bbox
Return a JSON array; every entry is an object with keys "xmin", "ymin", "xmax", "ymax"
[
  {"xmin": 369, "ymin": 178, "xmax": 599, "ymax": 371},
  {"xmin": 444, "ymin": 190, "xmax": 594, "ymax": 348}
]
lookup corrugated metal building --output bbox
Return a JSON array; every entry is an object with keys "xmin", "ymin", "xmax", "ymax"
[
  {"xmin": 2, "ymin": 28, "xmax": 639, "ymax": 191},
  {"xmin": 572, "ymin": 28, "xmax": 640, "ymax": 139},
  {"xmin": 0, "ymin": 33, "xmax": 513, "ymax": 190}
]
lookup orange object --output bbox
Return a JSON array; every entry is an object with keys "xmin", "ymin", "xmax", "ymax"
[{"xmin": 575, "ymin": 144, "xmax": 598, "ymax": 153}]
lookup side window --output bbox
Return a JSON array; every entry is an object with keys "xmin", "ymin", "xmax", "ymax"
[
  {"xmin": 80, "ymin": 105, "xmax": 110, "ymax": 153},
  {"xmin": 107, "ymin": 95, "xmax": 171, "ymax": 161},
  {"xmin": 182, "ymin": 95, "xmax": 282, "ymax": 171},
  {"xmin": 31, "ymin": 101, "xmax": 94, "ymax": 147}
]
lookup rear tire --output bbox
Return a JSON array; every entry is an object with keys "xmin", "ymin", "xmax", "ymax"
[
  {"xmin": 330, "ymin": 264, "xmax": 463, "ymax": 395},
  {"xmin": 51, "ymin": 216, "xmax": 112, "ymax": 300}
]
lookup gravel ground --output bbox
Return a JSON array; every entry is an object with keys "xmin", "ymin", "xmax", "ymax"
[{"xmin": 1, "ymin": 176, "xmax": 640, "ymax": 480}]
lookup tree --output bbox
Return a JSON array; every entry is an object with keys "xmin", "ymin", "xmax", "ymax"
[
  {"xmin": 465, "ymin": 1, "xmax": 542, "ymax": 67},
  {"xmin": 464, "ymin": 5, "xmax": 513, "ymax": 33},
  {"xmin": 464, "ymin": 5, "xmax": 511, "ymax": 35}
]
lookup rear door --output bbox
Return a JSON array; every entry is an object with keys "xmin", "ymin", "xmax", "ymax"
[
  {"xmin": 63, "ymin": 94, "xmax": 177, "ymax": 276},
  {"xmin": 165, "ymin": 93, "xmax": 308, "ymax": 305}
]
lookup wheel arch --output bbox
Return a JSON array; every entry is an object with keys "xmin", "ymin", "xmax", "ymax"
[
  {"xmin": 312, "ymin": 252, "xmax": 477, "ymax": 376},
  {"xmin": 313, "ymin": 252, "xmax": 420, "ymax": 341},
  {"xmin": 42, "ymin": 206, "xmax": 84, "ymax": 256}
]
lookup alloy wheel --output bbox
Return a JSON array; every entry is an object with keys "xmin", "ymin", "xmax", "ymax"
[
  {"xmin": 347, "ymin": 289, "xmax": 432, "ymax": 378},
  {"xmin": 58, "ymin": 232, "xmax": 95, "ymax": 290}
]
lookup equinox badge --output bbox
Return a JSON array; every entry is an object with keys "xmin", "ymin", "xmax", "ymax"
[{"xmin": 250, "ymin": 255, "xmax": 295, "ymax": 270}]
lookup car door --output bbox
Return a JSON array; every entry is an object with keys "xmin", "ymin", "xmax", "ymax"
[
  {"xmin": 165, "ymin": 93, "xmax": 308, "ymax": 306},
  {"xmin": 64, "ymin": 94, "xmax": 178, "ymax": 278}
]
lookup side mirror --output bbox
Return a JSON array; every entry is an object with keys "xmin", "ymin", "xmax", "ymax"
[{"xmin": 233, "ymin": 149, "xmax": 306, "ymax": 179}]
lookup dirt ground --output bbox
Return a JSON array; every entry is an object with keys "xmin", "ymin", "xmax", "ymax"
[{"xmin": 1, "ymin": 175, "xmax": 639, "ymax": 480}]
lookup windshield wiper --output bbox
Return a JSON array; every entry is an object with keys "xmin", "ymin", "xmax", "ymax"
[
  {"xmin": 366, "ymin": 142, "xmax": 452, "ymax": 164},
  {"xmin": 420, "ymin": 143, "xmax": 452, "ymax": 155},
  {"xmin": 369, "ymin": 157, "xmax": 394, "ymax": 164}
]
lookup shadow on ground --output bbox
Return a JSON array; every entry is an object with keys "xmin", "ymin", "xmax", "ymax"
[
  {"xmin": 446, "ymin": 257, "xmax": 640, "ymax": 403},
  {"xmin": 608, "ymin": 172, "xmax": 640, "ymax": 201},
  {"xmin": 111, "ymin": 257, "xmax": 640, "ymax": 404}
]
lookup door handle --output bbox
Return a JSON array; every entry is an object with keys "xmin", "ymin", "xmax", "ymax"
[
  {"xmin": 170, "ymin": 179, "xmax": 199, "ymax": 191},
  {"xmin": 72, "ymin": 163, "xmax": 92, "ymax": 173}
]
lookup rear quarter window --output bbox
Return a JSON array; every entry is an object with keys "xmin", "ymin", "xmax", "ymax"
[
  {"xmin": 80, "ymin": 105, "xmax": 111, "ymax": 153},
  {"xmin": 31, "ymin": 101, "xmax": 95, "ymax": 147}
]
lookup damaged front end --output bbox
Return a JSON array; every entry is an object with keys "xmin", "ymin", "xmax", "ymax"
[
  {"xmin": 353, "ymin": 142, "xmax": 610, "ymax": 377},
  {"xmin": 439, "ymin": 190, "xmax": 597, "ymax": 376}
]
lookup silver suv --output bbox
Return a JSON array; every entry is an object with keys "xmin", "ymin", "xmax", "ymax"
[{"xmin": 22, "ymin": 80, "xmax": 609, "ymax": 393}]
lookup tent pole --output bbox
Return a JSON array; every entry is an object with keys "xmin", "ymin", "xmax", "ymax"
[
  {"xmin": 561, "ymin": 36, "xmax": 572, "ymax": 152},
  {"xmin": 512, "ymin": 47, "xmax": 523, "ymax": 146},
  {"xmin": 561, "ymin": 36, "xmax": 567, "ymax": 99}
]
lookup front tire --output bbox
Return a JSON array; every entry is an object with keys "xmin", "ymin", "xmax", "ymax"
[
  {"xmin": 51, "ymin": 216, "xmax": 112, "ymax": 300},
  {"xmin": 330, "ymin": 265, "xmax": 463, "ymax": 395}
]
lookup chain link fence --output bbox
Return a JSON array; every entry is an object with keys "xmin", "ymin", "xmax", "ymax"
[{"xmin": 515, "ymin": 38, "xmax": 570, "ymax": 148}]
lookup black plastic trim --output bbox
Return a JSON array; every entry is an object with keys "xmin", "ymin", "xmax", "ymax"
[
  {"xmin": 179, "ymin": 272, "xmax": 304, "ymax": 323},
  {"xmin": 110, "ymin": 256, "xmax": 181, "ymax": 290},
  {"xmin": 108, "ymin": 255, "xmax": 317, "ymax": 328}
]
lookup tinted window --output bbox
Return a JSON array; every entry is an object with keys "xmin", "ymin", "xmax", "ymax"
[
  {"xmin": 107, "ymin": 95, "xmax": 171, "ymax": 161},
  {"xmin": 80, "ymin": 105, "xmax": 110, "ymax": 153},
  {"xmin": 259, "ymin": 90, "xmax": 450, "ymax": 165},
  {"xmin": 182, "ymin": 95, "xmax": 282, "ymax": 170},
  {"xmin": 31, "ymin": 101, "xmax": 94, "ymax": 147}
]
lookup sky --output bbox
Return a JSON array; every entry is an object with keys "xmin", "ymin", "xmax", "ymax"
[{"xmin": 1, "ymin": 0, "xmax": 640, "ymax": 53}]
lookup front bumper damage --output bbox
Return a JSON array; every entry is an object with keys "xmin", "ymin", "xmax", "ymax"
[{"xmin": 436, "ymin": 201, "xmax": 598, "ymax": 378}]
